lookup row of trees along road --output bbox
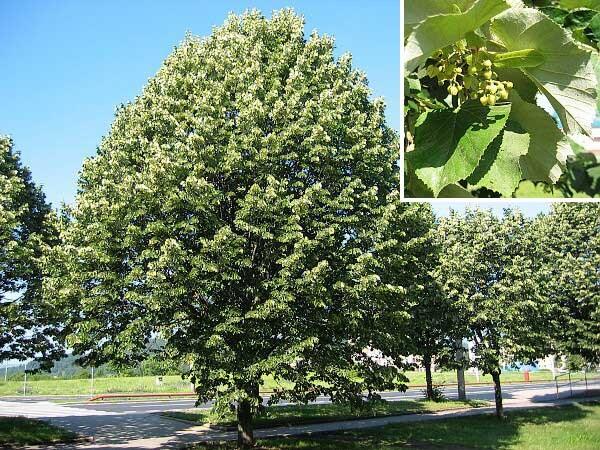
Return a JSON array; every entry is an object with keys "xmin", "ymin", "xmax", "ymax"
[
  {"xmin": 0, "ymin": 10, "xmax": 599, "ymax": 449},
  {"xmin": 0, "ymin": 136, "xmax": 62, "ymax": 370}
]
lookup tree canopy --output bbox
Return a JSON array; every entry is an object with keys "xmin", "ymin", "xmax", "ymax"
[
  {"xmin": 0, "ymin": 136, "xmax": 61, "ymax": 369},
  {"xmin": 436, "ymin": 209, "xmax": 553, "ymax": 416},
  {"xmin": 534, "ymin": 203, "xmax": 600, "ymax": 365},
  {"xmin": 44, "ymin": 9, "xmax": 402, "ymax": 446},
  {"xmin": 373, "ymin": 200, "xmax": 460, "ymax": 400}
]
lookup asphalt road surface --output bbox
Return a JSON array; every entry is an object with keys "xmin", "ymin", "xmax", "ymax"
[{"xmin": 45, "ymin": 380, "xmax": 570, "ymax": 414}]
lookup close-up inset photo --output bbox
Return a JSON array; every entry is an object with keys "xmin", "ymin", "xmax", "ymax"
[{"xmin": 403, "ymin": 0, "xmax": 600, "ymax": 198}]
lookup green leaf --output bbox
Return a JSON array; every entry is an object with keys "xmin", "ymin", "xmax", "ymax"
[
  {"xmin": 404, "ymin": 177, "xmax": 475, "ymax": 198},
  {"xmin": 559, "ymin": 0, "xmax": 600, "ymax": 12},
  {"xmin": 404, "ymin": 0, "xmax": 480, "ymax": 37},
  {"xmin": 567, "ymin": 133, "xmax": 588, "ymax": 155},
  {"xmin": 405, "ymin": 76, "xmax": 422, "ymax": 93},
  {"xmin": 571, "ymin": 27, "xmax": 596, "ymax": 46},
  {"xmin": 540, "ymin": 7, "xmax": 570, "ymax": 25},
  {"xmin": 564, "ymin": 8, "xmax": 598, "ymax": 28},
  {"xmin": 509, "ymin": 91, "xmax": 573, "ymax": 184},
  {"xmin": 405, "ymin": 0, "xmax": 510, "ymax": 73},
  {"xmin": 584, "ymin": 13, "xmax": 600, "ymax": 44},
  {"xmin": 491, "ymin": 8, "xmax": 597, "ymax": 136},
  {"xmin": 587, "ymin": 164, "xmax": 600, "ymax": 184},
  {"xmin": 492, "ymin": 49, "xmax": 545, "ymax": 69},
  {"xmin": 407, "ymin": 101, "xmax": 511, "ymax": 197},
  {"xmin": 405, "ymin": 171, "xmax": 434, "ymax": 198},
  {"xmin": 593, "ymin": 52, "xmax": 600, "ymax": 109},
  {"xmin": 465, "ymin": 30, "xmax": 487, "ymax": 49},
  {"xmin": 438, "ymin": 184, "xmax": 475, "ymax": 198},
  {"xmin": 495, "ymin": 68, "xmax": 538, "ymax": 103},
  {"xmin": 467, "ymin": 121, "xmax": 530, "ymax": 197}
]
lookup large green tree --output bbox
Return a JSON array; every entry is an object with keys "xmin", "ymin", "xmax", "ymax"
[
  {"xmin": 45, "ymin": 10, "xmax": 402, "ymax": 447},
  {"xmin": 534, "ymin": 203, "xmax": 600, "ymax": 365},
  {"xmin": 0, "ymin": 136, "xmax": 61, "ymax": 369},
  {"xmin": 436, "ymin": 209, "xmax": 552, "ymax": 417}
]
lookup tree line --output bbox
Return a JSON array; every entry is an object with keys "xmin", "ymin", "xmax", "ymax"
[{"xmin": 1, "ymin": 10, "xmax": 599, "ymax": 449}]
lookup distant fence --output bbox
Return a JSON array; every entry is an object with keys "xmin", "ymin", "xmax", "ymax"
[{"xmin": 554, "ymin": 371, "xmax": 598, "ymax": 399}]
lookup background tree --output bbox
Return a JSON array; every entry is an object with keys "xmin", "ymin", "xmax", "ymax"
[
  {"xmin": 534, "ymin": 203, "xmax": 600, "ymax": 366},
  {"xmin": 374, "ymin": 200, "xmax": 459, "ymax": 401},
  {"xmin": 0, "ymin": 136, "xmax": 61, "ymax": 369},
  {"xmin": 45, "ymin": 10, "xmax": 401, "ymax": 447},
  {"xmin": 436, "ymin": 209, "xmax": 552, "ymax": 418}
]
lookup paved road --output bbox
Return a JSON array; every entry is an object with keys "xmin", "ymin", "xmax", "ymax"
[
  {"xmin": 0, "ymin": 380, "xmax": 598, "ymax": 449},
  {"xmin": 0, "ymin": 381, "xmax": 586, "ymax": 415},
  {"xmin": 37, "ymin": 380, "xmax": 573, "ymax": 414}
]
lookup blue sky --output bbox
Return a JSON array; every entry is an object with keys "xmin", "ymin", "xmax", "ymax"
[{"xmin": 0, "ymin": 0, "xmax": 400, "ymax": 207}]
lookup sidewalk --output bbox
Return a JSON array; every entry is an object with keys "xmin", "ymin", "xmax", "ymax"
[
  {"xmin": 44, "ymin": 386, "xmax": 600, "ymax": 449},
  {"xmin": 0, "ymin": 401, "xmax": 116, "ymax": 419}
]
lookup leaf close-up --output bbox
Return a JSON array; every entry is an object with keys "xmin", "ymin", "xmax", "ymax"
[
  {"xmin": 407, "ymin": 102, "xmax": 511, "ymax": 196},
  {"xmin": 467, "ymin": 121, "xmax": 530, "ymax": 196},
  {"xmin": 405, "ymin": 0, "xmax": 510, "ymax": 73},
  {"xmin": 491, "ymin": 8, "xmax": 597, "ymax": 136},
  {"xmin": 404, "ymin": 2, "xmax": 599, "ymax": 198}
]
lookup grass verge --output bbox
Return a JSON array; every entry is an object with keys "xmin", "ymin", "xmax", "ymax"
[
  {"xmin": 0, "ymin": 416, "xmax": 80, "ymax": 446},
  {"xmin": 2, "ymin": 369, "xmax": 580, "ymax": 397},
  {"xmin": 192, "ymin": 401, "xmax": 600, "ymax": 449},
  {"xmin": 163, "ymin": 399, "xmax": 488, "ymax": 429}
]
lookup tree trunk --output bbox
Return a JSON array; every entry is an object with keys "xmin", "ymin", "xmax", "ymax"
[
  {"xmin": 455, "ymin": 339, "xmax": 467, "ymax": 401},
  {"xmin": 423, "ymin": 355, "xmax": 434, "ymax": 400},
  {"xmin": 237, "ymin": 399, "xmax": 254, "ymax": 448},
  {"xmin": 456, "ymin": 366, "xmax": 466, "ymax": 401},
  {"xmin": 237, "ymin": 382, "xmax": 259, "ymax": 448},
  {"xmin": 491, "ymin": 369, "xmax": 504, "ymax": 418}
]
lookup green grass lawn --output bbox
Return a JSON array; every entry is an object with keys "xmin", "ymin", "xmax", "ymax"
[
  {"xmin": 1, "ymin": 369, "xmax": 591, "ymax": 397},
  {"xmin": 164, "ymin": 399, "xmax": 488, "ymax": 429},
  {"xmin": 0, "ymin": 374, "xmax": 193, "ymax": 396},
  {"xmin": 0, "ymin": 374, "xmax": 291, "ymax": 397},
  {"xmin": 193, "ymin": 402, "xmax": 600, "ymax": 449},
  {"xmin": 0, "ymin": 417, "xmax": 79, "ymax": 446}
]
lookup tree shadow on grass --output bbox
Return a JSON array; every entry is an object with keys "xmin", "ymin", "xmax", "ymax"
[
  {"xmin": 167, "ymin": 398, "xmax": 489, "ymax": 430},
  {"xmin": 253, "ymin": 401, "xmax": 598, "ymax": 450}
]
